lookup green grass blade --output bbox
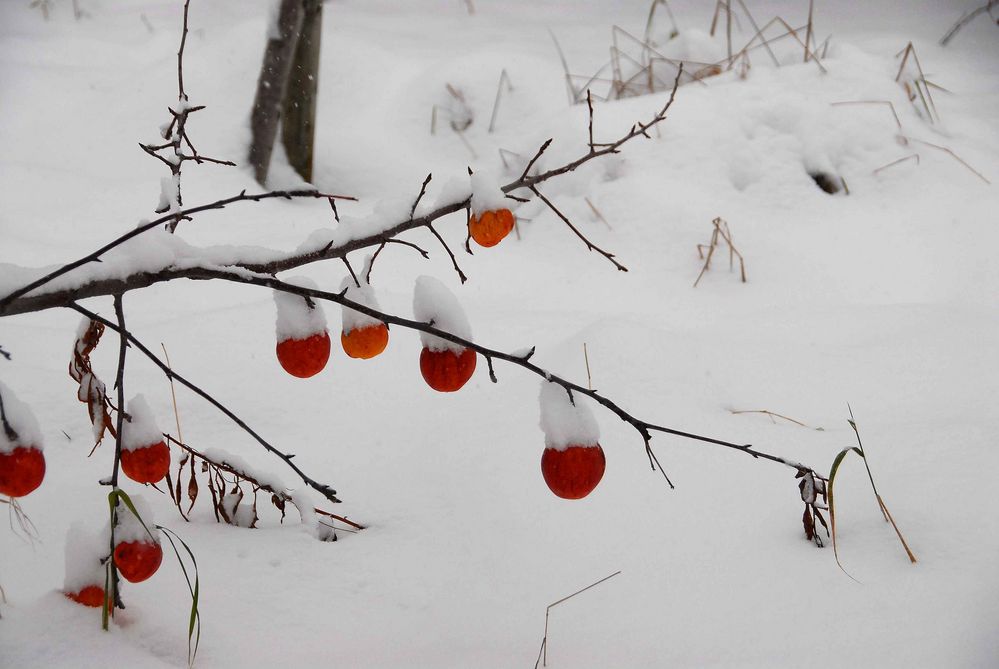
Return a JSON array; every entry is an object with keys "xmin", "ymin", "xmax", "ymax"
[{"xmin": 158, "ymin": 525, "xmax": 201, "ymax": 668}]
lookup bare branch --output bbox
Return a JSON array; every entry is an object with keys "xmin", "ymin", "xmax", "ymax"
[
  {"xmin": 70, "ymin": 303, "xmax": 343, "ymax": 506},
  {"xmin": 530, "ymin": 186, "xmax": 628, "ymax": 272}
]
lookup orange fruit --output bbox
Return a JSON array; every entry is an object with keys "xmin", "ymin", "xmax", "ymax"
[
  {"xmin": 0, "ymin": 446, "xmax": 45, "ymax": 498},
  {"xmin": 341, "ymin": 323, "xmax": 389, "ymax": 359},
  {"xmin": 419, "ymin": 347, "xmax": 476, "ymax": 392},
  {"xmin": 65, "ymin": 585, "xmax": 107, "ymax": 608},
  {"xmin": 276, "ymin": 331, "xmax": 331, "ymax": 378},
  {"xmin": 120, "ymin": 440, "xmax": 171, "ymax": 485},
  {"xmin": 114, "ymin": 540, "xmax": 163, "ymax": 583},
  {"xmin": 541, "ymin": 444, "xmax": 605, "ymax": 499},
  {"xmin": 469, "ymin": 209, "xmax": 515, "ymax": 248}
]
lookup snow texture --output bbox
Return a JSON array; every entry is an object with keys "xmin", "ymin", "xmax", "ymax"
[
  {"xmin": 432, "ymin": 176, "xmax": 473, "ymax": 210},
  {"xmin": 469, "ymin": 170, "xmax": 510, "ymax": 215},
  {"xmin": 156, "ymin": 175, "xmax": 180, "ymax": 213},
  {"xmin": 412, "ymin": 275, "xmax": 472, "ymax": 352},
  {"xmin": 538, "ymin": 381, "xmax": 600, "ymax": 451},
  {"xmin": 121, "ymin": 394, "xmax": 163, "ymax": 452},
  {"xmin": 340, "ymin": 257, "xmax": 384, "ymax": 334},
  {"xmin": 3, "ymin": 1, "xmax": 999, "ymax": 667},
  {"xmin": 0, "ymin": 379, "xmax": 43, "ymax": 454},
  {"xmin": 273, "ymin": 276, "xmax": 328, "ymax": 341},
  {"xmin": 113, "ymin": 494, "xmax": 158, "ymax": 546},
  {"xmin": 63, "ymin": 522, "xmax": 108, "ymax": 593}
]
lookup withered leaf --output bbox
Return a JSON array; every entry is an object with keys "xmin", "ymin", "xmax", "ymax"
[{"xmin": 186, "ymin": 457, "xmax": 199, "ymax": 514}]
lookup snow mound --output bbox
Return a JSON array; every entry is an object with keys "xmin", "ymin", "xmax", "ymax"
[
  {"xmin": 412, "ymin": 276, "xmax": 472, "ymax": 352},
  {"xmin": 122, "ymin": 394, "xmax": 163, "ymax": 452},
  {"xmin": 340, "ymin": 257, "xmax": 385, "ymax": 334},
  {"xmin": 63, "ymin": 522, "xmax": 108, "ymax": 592},
  {"xmin": 113, "ymin": 494, "xmax": 158, "ymax": 545},
  {"xmin": 539, "ymin": 381, "xmax": 600, "ymax": 451},
  {"xmin": 274, "ymin": 276, "xmax": 328, "ymax": 341},
  {"xmin": 0, "ymin": 379, "xmax": 44, "ymax": 454}
]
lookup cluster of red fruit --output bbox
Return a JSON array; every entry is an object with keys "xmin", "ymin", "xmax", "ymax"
[
  {"xmin": 64, "ymin": 528, "xmax": 164, "ymax": 608},
  {"xmin": 273, "ymin": 207, "xmax": 516, "ymax": 393},
  {"xmin": 270, "ymin": 207, "xmax": 605, "ymax": 500}
]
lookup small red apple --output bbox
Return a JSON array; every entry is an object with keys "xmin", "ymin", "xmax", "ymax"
[
  {"xmin": 114, "ymin": 540, "xmax": 163, "ymax": 583},
  {"xmin": 419, "ymin": 347, "xmax": 476, "ymax": 392},
  {"xmin": 0, "ymin": 446, "xmax": 46, "ymax": 498},
  {"xmin": 276, "ymin": 331, "xmax": 331, "ymax": 378},
  {"xmin": 541, "ymin": 443, "xmax": 606, "ymax": 499},
  {"xmin": 65, "ymin": 584, "xmax": 107, "ymax": 608},
  {"xmin": 120, "ymin": 440, "xmax": 171, "ymax": 485}
]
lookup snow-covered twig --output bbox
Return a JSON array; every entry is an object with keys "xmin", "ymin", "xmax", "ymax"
[
  {"xmin": 163, "ymin": 434, "xmax": 364, "ymax": 531},
  {"xmin": 0, "ymin": 73, "xmax": 681, "ymax": 317},
  {"xmin": 0, "ymin": 188, "xmax": 355, "ymax": 316}
]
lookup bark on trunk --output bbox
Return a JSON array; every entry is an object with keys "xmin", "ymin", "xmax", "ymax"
[
  {"xmin": 281, "ymin": 0, "xmax": 323, "ymax": 184},
  {"xmin": 248, "ymin": 0, "xmax": 306, "ymax": 186}
]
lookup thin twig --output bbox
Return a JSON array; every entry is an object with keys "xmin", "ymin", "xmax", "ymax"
[
  {"xmin": 530, "ymin": 186, "xmax": 628, "ymax": 272},
  {"xmin": 70, "ymin": 304, "xmax": 343, "ymax": 506},
  {"xmin": 538, "ymin": 571, "xmax": 622, "ymax": 667},
  {"xmin": 163, "ymin": 434, "xmax": 365, "ymax": 530}
]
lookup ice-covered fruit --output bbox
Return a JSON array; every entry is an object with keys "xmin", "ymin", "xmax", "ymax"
[
  {"xmin": 65, "ymin": 585, "xmax": 107, "ymax": 608},
  {"xmin": 276, "ymin": 331, "xmax": 331, "ymax": 378},
  {"xmin": 120, "ymin": 440, "xmax": 170, "ymax": 484},
  {"xmin": 341, "ymin": 323, "xmax": 389, "ymax": 359},
  {"xmin": 469, "ymin": 208, "xmax": 515, "ymax": 248},
  {"xmin": 0, "ymin": 446, "xmax": 46, "ymax": 498},
  {"xmin": 541, "ymin": 443, "xmax": 606, "ymax": 499},
  {"xmin": 114, "ymin": 540, "xmax": 163, "ymax": 583},
  {"xmin": 420, "ymin": 347, "xmax": 476, "ymax": 392}
]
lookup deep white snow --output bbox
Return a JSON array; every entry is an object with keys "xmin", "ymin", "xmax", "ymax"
[{"xmin": 1, "ymin": 1, "xmax": 998, "ymax": 668}]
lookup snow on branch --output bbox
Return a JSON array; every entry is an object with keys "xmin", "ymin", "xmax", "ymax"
[{"xmin": 0, "ymin": 71, "xmax": 682, "ymax": 318}]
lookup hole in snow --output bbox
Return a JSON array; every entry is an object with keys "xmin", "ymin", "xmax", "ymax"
[{"xmin": 809, "ymin": 171, "xmax": 842, "ymax": 194}]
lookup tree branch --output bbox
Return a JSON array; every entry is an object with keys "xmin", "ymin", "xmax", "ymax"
[{"xmin": 160, "ymin": 269, "xmax": 821, "ymax": 480}]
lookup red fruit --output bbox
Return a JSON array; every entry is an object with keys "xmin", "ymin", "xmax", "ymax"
[
  {"xmin": 114, "ymin": 540, "xmax": 163, "ymax": 583},
  {"xmin": 120, "ymin": 440, "xmax": 171, "ymax": 485},
  {"xmin": 276, "ymin": 331, "xmax": 331, "ymax": 378},
  {"xmin": 541, "ymin": 444, "xmax": 606, "ymax": 499},
  {"xmin": 341, "ymin": 323, "xmax": 389, "ymax": 359},
  {"xmin": 420, "ymin": 347, "xmax": 476, "ymax": 392},
  {"xmin": 469, "ymin": 209, "xmax": 515, "ymax": 248},
  {"xmin": 66, "ymin": 585, "xmax": 107, "ymax": 608},
  {"xmin": 0, "ymin": 446, "xmax": 46, "ymax": 498}
]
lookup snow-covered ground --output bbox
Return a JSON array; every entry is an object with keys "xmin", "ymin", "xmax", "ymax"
[{"xmin": 2, "ymin": 1, "xmax": 998, "ymax": 666}]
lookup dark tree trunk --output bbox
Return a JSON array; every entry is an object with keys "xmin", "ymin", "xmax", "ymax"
[
  {"xmin": 282, "ymin": 0, "xmax": 323, "ymax": 184},
  {"xmin": 248, "ymin": 0, "xmax": 306, "ymax": 186}
]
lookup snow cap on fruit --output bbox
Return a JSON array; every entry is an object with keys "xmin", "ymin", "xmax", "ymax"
[
  {"xmin": 340, "ymin": 256, "xmax": 384, "ymax": 334},
  {"xmin": 413, "ymin": 276, "xmax": 472, "ymax": 353},
  {"xmin": 0, "ymin": 379, "xmax": 43, "ymax": 455},
  {"xmin": 539, "ymin": 381, "xmax": 600, "ymax": 451},
  {"xmin": 122, "ymin": 394, "xmax": 163, "ymax": 452},
  {"xmin": 273, "ymin": 276, "xmax": 327, "ymax": 341}
]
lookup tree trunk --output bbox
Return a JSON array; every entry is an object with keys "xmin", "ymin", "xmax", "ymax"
[
  {"xmin": 282, "ymin": 0, "xmax": 322, "ymax": 184},
  {"xmin": 248, "ymin": 0, "xmax": 306, "ymax": 186}
]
